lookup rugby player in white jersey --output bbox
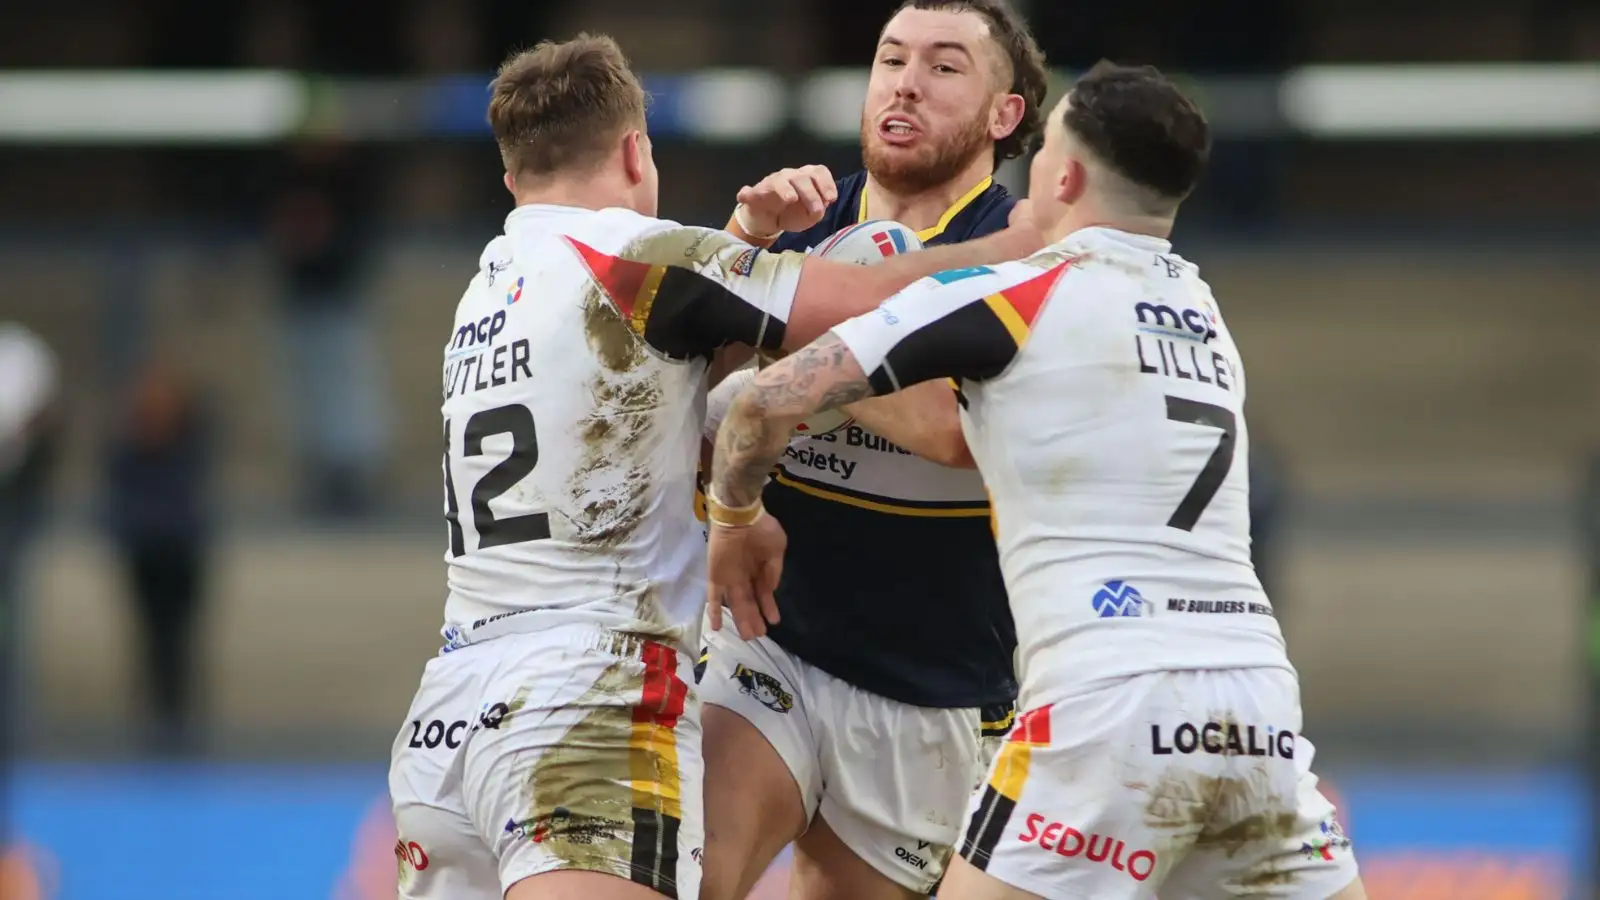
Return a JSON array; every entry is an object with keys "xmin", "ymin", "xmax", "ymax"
[
  {"xmin": 694, "ymin": 5, "xmax": 1048, "ymax": 900},
  {"xmin": 386, "ymin": 34, "xmax": 1044, "ymax": 900},
  {"xmin": 704, "ymin": 62, "xmax": 1368, "ymax": 900}
]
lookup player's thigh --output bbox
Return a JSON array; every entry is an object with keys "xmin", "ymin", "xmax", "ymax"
[
  {"xmin": 699, "ymin": 704, "xmax": 806, "ymax": 897},
  {"xmin": 790, "ymin": 815, "xmax": 921, "ymax": 900},
  {"xmin": 389, "ymin": 649, "xmax": 502, "ymax": 899},
  {"xmin": 957, "ymin": 678, "xmax": 1192, "ymax": 900},
  {"xmin": 506, "ymin": 869, "xmax": 692, "ymax": 900},
  {"xmin": 810, "ymin": 692, "xmax": 992, "ymax": 896},
  {"xmin": 1160, "ymin": 669, "xmax": 1360, "ymax": 900},
  {"xmin": 464, "ymin": 627, "xmax": 704, "ymax": 900},
  {"xmin": 695, "ymin": 621, "xmax": 815, "ymax": 900},
  {"xmin": 938, "ymin": 853, "xmax": 1046, "ymax": 900}
]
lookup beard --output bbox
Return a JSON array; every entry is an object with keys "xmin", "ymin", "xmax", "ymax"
[{"xmin": 861, "ymin": 107, "xmax": 993, "ymax": 196}]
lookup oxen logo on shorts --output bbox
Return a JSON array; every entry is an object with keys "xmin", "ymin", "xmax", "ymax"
[
  {"xmin": 733, "ymin": 663, "xmax": 794, "ymax": 713},
  {"xmin": 1091, "ymin": 580, "xmax": 1145, "ymax": 618}
]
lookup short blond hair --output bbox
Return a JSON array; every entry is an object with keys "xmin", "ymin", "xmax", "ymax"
[{"xmin": 488, "ymin": 34, "xmax": 647, "ymax": 179}]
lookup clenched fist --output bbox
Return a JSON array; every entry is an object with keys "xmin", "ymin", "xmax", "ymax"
[{"xmin": 734, "ymin": 165, "xmax": 838, "ymax": 238}]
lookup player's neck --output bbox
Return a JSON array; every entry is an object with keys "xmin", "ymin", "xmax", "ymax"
[
  {"xmin": 862, "ymin": 155, "xmax": 994, "ymax": 233},
  {"xmin": 511, "ymin": 175, "xmax": 633, "ymax": 215},
  {"xmin": 1047, "ymin": 204, "xmax": 1174, "ymax": 245}
]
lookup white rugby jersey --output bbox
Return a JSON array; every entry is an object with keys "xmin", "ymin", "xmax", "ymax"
[
  {"xmin": 830, "ymin": 226, "xmax": 1293, "ymax": 704},
  {"xmin": 439, "ymin": 204, "xmax": 802, "ymax": 654}
]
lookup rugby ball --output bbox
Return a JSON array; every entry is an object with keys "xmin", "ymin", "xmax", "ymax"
[{"xmin": 773, "ymin": 220, "xmax": 924, "ymax": 438}]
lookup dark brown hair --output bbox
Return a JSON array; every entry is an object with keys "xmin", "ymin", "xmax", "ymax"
[
  {"xmin": 488, "ymin": 34, "xmax": 647, "ymax": 180},
  {"xmin": 1062, "ymin": 61, "xmax": 1211, "ymax": 204},
  {"xmin": 893, "ymin": 0, "xmax": 1050, "ymax": 161}
]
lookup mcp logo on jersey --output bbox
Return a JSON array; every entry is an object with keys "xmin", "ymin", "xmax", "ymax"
[
  {"xmin": 1135, "ymin": 301, "xmax": 1216, "ymax": 344},
  {"xmin": 452, "ymin": 310, "xmax": 507, "ymax": 350},
  {"xmin": 1091, "ymin": 580, "xmax": 1145, "ymax": 618}
]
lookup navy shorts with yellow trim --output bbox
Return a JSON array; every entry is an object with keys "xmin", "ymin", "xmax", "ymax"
[{"xmin": 390, "ymin": 624, "xmax": 704, "ymax": 900}]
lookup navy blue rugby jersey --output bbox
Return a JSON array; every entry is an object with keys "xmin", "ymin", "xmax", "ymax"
[{"xmin": 760, "ymin": 169, "xmax": 1018, "ymax": 714}]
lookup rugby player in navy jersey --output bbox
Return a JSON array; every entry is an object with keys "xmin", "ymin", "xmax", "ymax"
[
  {"xmin": 694, "ymin": 4, "xmax": 1049, "ymax": 900},
  {"xmin": 708, "ymin": 61, "xmax": 1367, "ymax": 900}
]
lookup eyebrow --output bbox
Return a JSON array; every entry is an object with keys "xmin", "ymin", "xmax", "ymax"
[{"xmin": 878, "ymin": 35, "xmax": 976, "ymax": 62}]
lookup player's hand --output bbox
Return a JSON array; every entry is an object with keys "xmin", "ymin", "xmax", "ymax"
[
  {"xmin": 994, "ymin": 199, "xmax": 1047, "ymax": 258},
  {"xmin": 707, "ymin": 514, "xmax": 787, "ymax": 640},
  {"xmin": 1008, "ymin": 198, "xmax": 1035, "ymax": 230},
  {"xmin": 735, "ymin": 166, "xmax": 838, "ymax": 237}
]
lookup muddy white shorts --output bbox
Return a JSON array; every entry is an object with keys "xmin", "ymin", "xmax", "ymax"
[
  {"xmin": 959, "ymin": 667, "xmax": 1358, "ymax": 899},
  {"xmin": 388, "ymin": 623, "xmax": 703, "ymax": 899},
  {"xmin": 698, "ymin": 620, "xmax": 1012, "ymax": 893}
]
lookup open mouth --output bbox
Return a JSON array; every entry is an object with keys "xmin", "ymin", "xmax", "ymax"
[{"xmin": 877, "ymin": 114, "xmax": 920, "ymax": 145}]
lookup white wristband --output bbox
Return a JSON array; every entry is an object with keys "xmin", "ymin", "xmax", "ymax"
[{"xmin": 733, "ymin": 204, "xmax": 782, "ymax": 241}]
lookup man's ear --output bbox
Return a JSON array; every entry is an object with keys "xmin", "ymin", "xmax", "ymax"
[
  {"xmin": 1057, "ymin": 156, "xmax": 1089, "ymax": 206},
  {"xmin": 990, "ymin": 93, "xmax": 1025, "ymax": 142},
  {"xmin": 622, "ymin": 130, "xmax": 645, "ymax": 186}
]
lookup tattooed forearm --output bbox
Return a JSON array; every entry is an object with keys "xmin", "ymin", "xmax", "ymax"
[
  {"xmin": 710, "ymin": 334, "xmax": 874, "ymax": 509},
  {"xmin": 712, "ymin": 405, "xmax": 786, "ymax": 509}
]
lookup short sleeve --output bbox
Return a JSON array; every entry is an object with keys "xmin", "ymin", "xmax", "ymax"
[
  {"xmin": 567, "ymin": 223, "xmax": 806, "ymax": 360},
  {"xmin": 830, "ymin": 257, "xmax": 1079, "ymax": 394}
]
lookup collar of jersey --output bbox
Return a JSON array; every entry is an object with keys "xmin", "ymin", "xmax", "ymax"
[
  {"xmin": 1065, "ymin": 225, "xmax": 1172, "ymax": 253},
  {"xmin": 505, "ymin": 203, "xmax": 594, "ymax": 229},
  {"xmin": 857, "ymin": 175, "xmax": 993, "ymax": 242}
]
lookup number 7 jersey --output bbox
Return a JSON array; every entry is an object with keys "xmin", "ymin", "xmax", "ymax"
[
  {"xmin": 438, "ymin": 204, "xmax": 801, "ymax": 655},
  {"xmin": 830, "ymin": 226, "xmax": 1292, "ymax": 705}
]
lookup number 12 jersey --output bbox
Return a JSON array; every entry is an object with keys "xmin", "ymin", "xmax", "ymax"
[{"xmin": 438, "ymin": 204, "xmax": 800, "ymax": 655}]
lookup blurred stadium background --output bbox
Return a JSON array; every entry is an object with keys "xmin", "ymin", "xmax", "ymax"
[{"xmin": 0, "ymin": 0, "xmax": 1596, "ymax": 897}]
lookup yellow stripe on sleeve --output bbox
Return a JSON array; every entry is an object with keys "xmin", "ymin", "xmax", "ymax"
[
  {"xmin": 630, "ymin": 265, "xmax": 667, "ymax": 335},
  {"xmin": 983, "ymin": 293, "xmax": 1031, "ymax": 347}
]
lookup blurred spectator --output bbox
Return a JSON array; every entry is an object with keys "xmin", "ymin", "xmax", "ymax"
[
  {"xmin": 1249, "ymin": 438, "xmax": 1289, "ymax": 605},
  {"xmin": 103, "ymin": 357, "xmax": 215, "ymax": 757},
  {"xmin": 0, "ymin": 324, "xmax": 60, "ymax": 846},
  {"xmin": 0, "ymin": 324, "xmax": 60, "ymax": 636},
  {"xmin": 1585, "ymin": 451, "xmax": 1600, "ymax": 609},
  {"xmin": 268, "ymin": 137, "xmax": 392, "ymax": 520},
  {"xmin": 1584, "ymin": 450, "xmax": 1600, "ymax": 864}
]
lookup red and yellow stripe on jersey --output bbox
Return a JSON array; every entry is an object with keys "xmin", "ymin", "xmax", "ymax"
[
  {"xmin": 981, "ymin": 257, "xmax": 1080, "ymax": 348},
  {"xmin": 564, "ymin": 234, "xmax": 789, "ymax": 361},
  {"xmin": 567, "ymin": 237, "xmax": 669, "ymax": 335}
]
